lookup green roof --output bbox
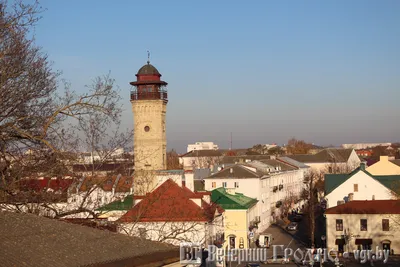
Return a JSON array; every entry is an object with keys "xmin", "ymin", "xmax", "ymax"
[
  {"xmin": 96, "ymin": 195, "xmax": 134, "ymax": 211},
  {"xmin": 211, "ymin": 188, "xmax": 258, "ymax": 210},
  {"xmin": 325, "ymin": 166, "xmax": 400, "ymax": 195}
]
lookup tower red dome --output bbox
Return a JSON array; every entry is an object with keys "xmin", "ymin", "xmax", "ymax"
[{"xmin": 130, "ymin": 60, "xmax": 168, "ymax": 102}]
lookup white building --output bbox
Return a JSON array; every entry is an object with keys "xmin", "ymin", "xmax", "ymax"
[
  {"xmin": 342, "ymin": 143, "xmax": 392, "ymax": 150},
  {"xmin": 187, "ymin": 142, "xmax": 219, "ymax": 153},
  {"xmin": 179, "ymin": 150, "xmax": 223, "ymax": 171},
  {"xmin": 203, "ymin": 158, "xmax": 308, "ymax": 232},
  {"xmin": 324, "ymin": 164, "xmax": 400, "ymax": 209}
]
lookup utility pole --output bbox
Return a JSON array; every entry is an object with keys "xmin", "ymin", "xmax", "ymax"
[{"xmin": 309, "ymin": 172, "xmax": 315, "ymax": 247}]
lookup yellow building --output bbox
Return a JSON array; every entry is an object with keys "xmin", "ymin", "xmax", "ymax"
[
  {"xmin": 366, "ymin": 156, "xmax": 400, "ymax": 175},
  {"xmin": 211, "ymin": 188, "xmax": 258, "ymax": 249}
]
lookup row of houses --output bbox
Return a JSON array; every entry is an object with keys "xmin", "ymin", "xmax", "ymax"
[
  {"xmin": 8, "ymin": 147, "xmax": 400, "ymax": 254},
  {"xmin": 323, "ymin": 156, "xmax": 400, "ymax": 254}
]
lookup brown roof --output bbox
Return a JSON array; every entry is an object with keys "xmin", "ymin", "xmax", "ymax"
[
  {"xmin": 288, "ymin": 148, "xmax": 354, "ymax": 163},
  {"xmin": 207, "ymin": 165, "xmax": 260, "ymax": 179},
  {"xmin": 78, "ymin": 175, "xmax": 133, "ymax": 192},
  {"xmin": 325, "ymin": 200, "xmax": 400, "ymax": 214},
  {"xmin": 0, "ymin": 211, "xmax": 179, "ymax": 267},
  {"xmin": 181, "ymin": 149, "xmax": 223, "ymax": 157},
  {"xmin": 115, "ymin": 176, "xmax": 134, "ymax": 192},
  {"xmin": 119, "ymin": 179, "xmax": 210, "ymax": 223}
]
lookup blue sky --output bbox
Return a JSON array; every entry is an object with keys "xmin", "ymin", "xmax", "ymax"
[{"xmin": 34, "ymin": 0, "xmax": 400, "ymax": 152}]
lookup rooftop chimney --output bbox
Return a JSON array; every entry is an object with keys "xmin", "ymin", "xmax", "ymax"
[
  {"xmin": 380, "ymin": 156, "xmax": 389, "ymax": 162},
  {"xmin": 359, "ymin": 163, "xmax": 366, "ymax": 171}
]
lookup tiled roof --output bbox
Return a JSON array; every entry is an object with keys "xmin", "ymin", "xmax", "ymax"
[
  {"xmin": 114, "ymin": 176, "xmax": 133, "ymax": 192},
  {"xmin": 118, "ymin": 179, "xmax": 210, "ymax": 222},
  {"xmin": 180, "ymin": 150, "xmax": 223, "ymax": 157},
  {"xmin": 211, "ymin": 187, "xmax": 258, "ymax": 210},
  {"xmin": 78, "ymin": 175, "xmax": 133, "ymax": 192},
  {"xmin": 0, "ymin": 211, "xmax": 179, "ymax": 267},
  {"xmin": 325, "ymin": 166, "xmax": 400, "ymax": 195},
  {"xmin": 288, "ymin": 148, "xmax": 355, "ymax": 163},
  {"xmin": 18, "ymin": 177, "xmax": 75, "ymax": 192},
  {"xmin": 325, "ymin": 200, "xmax": 400, "ymax": 214},
  {"xmin": 96, "ymin": 195, "xmax": 134, "ymax": 211},
  {"xmin": 207, "ymin": 165, "xmax": 260, "ymax": 179}
]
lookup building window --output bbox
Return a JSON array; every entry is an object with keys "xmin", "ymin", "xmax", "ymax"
[
  {"xmin": 229, "ymin": 236, "xmax": 236, "ymax": 249},
  {"xmin": 336, "ymin": 219, "xmax": 343, "ymax": 231},
  {"xmin": 222, "ymin": 182, "xmax": 227, "ymax": 188},
  {"xmin": 382, "ymin": 219, "xmax": 389, "ymax": 231},
  {"xmin": 354, "ymin": 184, "xmax": 358, "ymax": 192},
  {"xmin": 360, "ymin": 219, "xmax": 367, "ymax": 231},
  {"xmin": 234, "ymin": 182, "xmax": 239, "ymax": 188},
  {"xmin": 212, "ymin": 182, "xmax": 216, "ymax": 188}
]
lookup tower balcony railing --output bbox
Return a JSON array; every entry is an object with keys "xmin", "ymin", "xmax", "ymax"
[{"xmin": 130, "ymin": 90, "xmax": 168, "ymax": 101}]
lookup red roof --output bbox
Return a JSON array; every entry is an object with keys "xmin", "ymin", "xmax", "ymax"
[
  {"xmin": 325, "ymin": 200, "xmax": 400, "ymax": 214},
  {"xmin": 18, "ymin": 177, "xmax": 75, "ymax": 192},
  {"xmin": 79, "ymin": 175, "xmax": 133, "ymax": 192},
  {"xmin": 118, "ymin": 179, "xmax": 211, "ymax": 223}
]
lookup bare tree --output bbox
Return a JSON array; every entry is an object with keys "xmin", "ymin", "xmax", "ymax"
[
  {"xmin": 0, "ymin": 1, "xmax": 135, "ymax": 219},
  {"xmin": 286, "ymin": 138, "xmax": 313, "ymax": 155},
  {"xmin": 301, "ymin": 170, "xmax": 324, "ymax": 246},
  {"xmin": 166, "ymin": 149, "xmax": 181, "ymax": 170},
  {"xmin": 280, "ymin": 195, "xmax": 298, "ymax": 218}
]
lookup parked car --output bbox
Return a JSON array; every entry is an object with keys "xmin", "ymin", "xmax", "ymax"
[
  {"xmin": 261, "ymin": 255, "xmax": 290, "ymax": 264},
  {"xmin": 291, "ymin": 215, "xmax": 302, "ymax": 222},
  {"xmin": 287, "ymin": 222, "xmax": 298, "ymax": 231}
]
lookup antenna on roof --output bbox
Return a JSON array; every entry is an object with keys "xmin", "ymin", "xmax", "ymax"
[
  {"xmin": 147, "ymin": 50, "xmax": 150, "ymax": 64},
  {"xmin": 230, "ymin": 132, "xmax": 233, "ymax": 150}
]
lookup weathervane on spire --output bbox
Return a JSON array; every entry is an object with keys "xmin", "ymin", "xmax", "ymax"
[{"xmin": 147, "ymin": 50, "xmax": 150, "ymax": 64}]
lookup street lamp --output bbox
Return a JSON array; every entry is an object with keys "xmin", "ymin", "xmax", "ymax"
[{"xmin": 321, "ymin": 235, "xmax": 326, "ymax": 248}]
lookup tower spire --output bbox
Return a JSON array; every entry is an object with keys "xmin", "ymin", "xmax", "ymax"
[{"xmin": 147, "ymin": 50, "xmax": 150, "ymax": 64}]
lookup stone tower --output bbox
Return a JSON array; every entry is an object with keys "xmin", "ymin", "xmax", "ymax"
[{"xmin": 130, "ymin": 59, "xmax": 168, "ymax": 174}]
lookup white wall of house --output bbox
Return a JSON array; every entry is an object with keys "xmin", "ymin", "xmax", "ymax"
[
  {"xmin": 204, "ymin": 178, "xmax": 260, "ymax": 200},
  {"xmin": 66, "ymin": 187, "xmax": 130, "ymax": 218},
  {"xmin": 118, "ymin": 221, "xmax": 208, "ymax": 246},
  {"xmin": 325, "ymin": 171, "xmax": 394, "ymax": 209},
  {"xmin": 187, "ymin": 142, "xmax": 219, "ymax": 152},
  {"xmin": 326, "ymin": 213, "xmax": 399, "ymax": 252},
  {"xmin": 179, "ymin": 156, "xmax": 222, "ymax": 171}
]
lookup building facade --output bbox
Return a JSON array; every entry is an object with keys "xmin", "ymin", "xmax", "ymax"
[
  {"xmin": 324, "ymin": 164, "xmax": 400, "ymax": 209},
  {"xmin": 325, "ymin": 200, "xmax": 400, "ymax": 254},
  {"xmin": 187, "ymin": 142, "xmax": 219, "ymax": 152}
]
